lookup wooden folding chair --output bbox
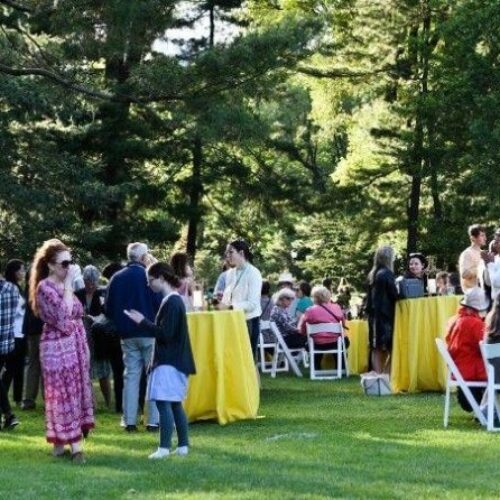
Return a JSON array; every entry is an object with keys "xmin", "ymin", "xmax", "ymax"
[
  {"xmin": 306, "ymin": 322, "xmax": 349, "ymax": 380},
  {"xmin": 435, "ymin": 338, "xmax": 487, "ymax": 427}
]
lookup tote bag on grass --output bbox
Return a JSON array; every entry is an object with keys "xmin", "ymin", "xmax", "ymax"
[{"xmin": 360, "ymin": 371, "xmax": 392, "ymax": 396}]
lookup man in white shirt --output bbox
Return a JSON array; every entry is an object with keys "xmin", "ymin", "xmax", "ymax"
[
  {"xmin": 485, "ymin": 231, "xmax": 500, "ymax": 303},
  {"xmin": 458, "ymin": 224, "xmax": 487, "ymax": 291}
]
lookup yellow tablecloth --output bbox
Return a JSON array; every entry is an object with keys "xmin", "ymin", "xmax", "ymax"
[
  {"xmin": 319, "ymin": 320, "xmax": 369, "ymax": 375},
  {"xmin": 391, "ymin": 295, "xmax": 462, "ymax": 393},
  {"xmin": 346, "ymin": 320, "xmax": 369, "ymax": 375},
  {"xmin": 184, "ymin": 310, "xmax": 259, "ymax": 425}
]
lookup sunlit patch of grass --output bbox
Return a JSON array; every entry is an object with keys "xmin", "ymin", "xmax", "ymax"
[{"xmin": 2, "ymin": 376, "xmax": 500, "ymax": 499}]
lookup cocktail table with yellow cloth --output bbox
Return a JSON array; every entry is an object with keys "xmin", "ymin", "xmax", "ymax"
[
  {"xmin": 184, "ymin": 310, "xmax": 259, "ymax": 425},
  {"xmin": 319, "ymin": 320, "xmax": 369, "ymax": 375},
  {"xmin": 391, "ymin": 295, "xmax": 462, "ymax": 393},
  {"xmin": 345, "ymin": 320, "xmax": 369, "ymax": 375}
]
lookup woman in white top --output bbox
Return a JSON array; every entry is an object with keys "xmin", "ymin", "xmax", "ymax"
[
  {"xmin": 2, "ymin": 259, "xmax": 26, "ymax": 405},
  {"xmin": 219, "ymin": 240, "xmax": 262, "ymax": 359}
]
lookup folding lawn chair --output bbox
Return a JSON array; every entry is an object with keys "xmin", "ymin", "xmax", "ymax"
[
  {"xmin": 435, "ymin": 338, "xmax": 487, "ymax": 427},
  {"xmin": 306, "ymin": 322, "xmax": 349, "ymax": 380}
]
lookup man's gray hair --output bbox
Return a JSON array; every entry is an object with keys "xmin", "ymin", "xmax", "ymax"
[
  {"xmin": 83, "ymin": 265, "xmax": 101, "ymax": 284},
  {"xmin": 127, "ymin": 242, "xmax": 148, "ymax": 262}
]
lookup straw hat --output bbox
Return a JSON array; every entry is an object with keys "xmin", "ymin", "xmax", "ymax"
[{"xmin": 278, "ymin": 271, "xmax": 295, "ymax": 285}]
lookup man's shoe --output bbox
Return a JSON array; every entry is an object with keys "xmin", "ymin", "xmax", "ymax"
[
  {"xmin": 125, "ymin": 425, "xmax": 138, "ymax": 433},
  {"xmin": 148, "ymin": 448, "xmax": 169, "ymax": 459},
  {"xmin": 146, "ymin": 425, "xmax": 159, "ymax": 433},
  {"xmin": 4, "ymin": 414, "xmax": 19, "ymax": 430},
  {"xmin": 21, "ymin": 400, "xmax": 36, "ymax": 411},
  {"xmin": 174, "ymin": 446, "xmax": 189, "ymax": 456}
]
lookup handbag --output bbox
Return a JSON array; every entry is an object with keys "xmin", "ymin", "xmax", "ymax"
[
  {"xmin": 360, "ymin": 371, "xmax": 392, "ymax": 396},
  {"xmin": 397, "ymin": 278, "xmax": 424, "ymax": 299}
]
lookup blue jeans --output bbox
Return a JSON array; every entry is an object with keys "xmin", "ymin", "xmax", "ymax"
[{"xmin": 121, "ymin": 337, "xmax": 159, "ymax": 426}]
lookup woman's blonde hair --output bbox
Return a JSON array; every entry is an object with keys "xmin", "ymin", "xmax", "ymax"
[
  {"xmin": 368, "ymin": 245, "xmax": 395, "ymax": 285},
  {"xmin": 311, "ymin": 285, "xmax": 331, "ymax": 304},
  {"xmin": 29, "ymin": 239, "xmax": 69, "ymax": 315}
]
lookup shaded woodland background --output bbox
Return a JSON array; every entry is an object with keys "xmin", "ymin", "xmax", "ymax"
[{"xmin": 0, "ymin": 0, "xmax": 498, "ymax": 287}]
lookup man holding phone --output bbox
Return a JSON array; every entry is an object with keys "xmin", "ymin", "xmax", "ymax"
[{"xmin": 106, "ymin": 242, "xmax": 161, "ymax": 432}]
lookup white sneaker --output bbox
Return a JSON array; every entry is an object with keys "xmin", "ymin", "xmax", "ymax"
[
  {"xmin": 175, "ymin": 446, "xmax": 189, "ymax": 456},
  {"xmin": 148, "ymin": 448, "xmax": 170, "ymax": 459}
]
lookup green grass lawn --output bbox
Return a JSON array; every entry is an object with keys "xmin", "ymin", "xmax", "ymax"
[{"xmin": 1, "ymin": 376, "xmax": 500, "ymax": 499}]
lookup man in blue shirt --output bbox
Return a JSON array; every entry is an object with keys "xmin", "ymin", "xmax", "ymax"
[{"xmin": 106, "ymin": 242, "xmax": 161, "ymax": 432}]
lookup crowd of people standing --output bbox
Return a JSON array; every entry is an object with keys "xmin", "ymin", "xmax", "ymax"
[{"xmin": 1, "ymin": 224, "xmax": 499, "ymax": 458}]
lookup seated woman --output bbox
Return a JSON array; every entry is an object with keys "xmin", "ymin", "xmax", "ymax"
[
  {"xmin": 269, "ymin": 288, "xmax": 306, "ymax": 349},
  {"xmin": 295, "ymin": 281, "xmax": 313, "ymax": 320},
  {"xmin": 404, "ymin": 252, "xmax": 428, "ymax": 291},
  {"xmin": 446, "ymin": 287, "xmax": 489, "ymax": 412},
  {"xmin": 298, "ymin": 285, "xmax": 349, "ymax": 368}
]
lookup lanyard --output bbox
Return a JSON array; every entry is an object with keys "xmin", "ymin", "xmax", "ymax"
[{"xmin": 230, "ymin": 265, "xmax": 248, "ymax": 302}]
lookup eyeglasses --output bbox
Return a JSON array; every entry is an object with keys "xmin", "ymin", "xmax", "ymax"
[{"xmin": 56, "ymin": 260, "xmax": 73, "ymax": 269}]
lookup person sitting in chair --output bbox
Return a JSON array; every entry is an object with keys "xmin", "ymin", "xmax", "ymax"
[
  {"xmin": 446, "ymin": 287, "xmax": 489, "ymax": 412},
  {"xmin": 298, "ymin": 286, "xmax": 349, "ymax": 369},
  {"xmin": 269, "ymin": 288, "xmax": 306, "ymax": 349}
]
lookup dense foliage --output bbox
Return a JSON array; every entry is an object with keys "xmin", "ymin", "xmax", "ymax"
[{"xmin": 0, "ymin": 0, "xmax": 498, "ymax": 288}]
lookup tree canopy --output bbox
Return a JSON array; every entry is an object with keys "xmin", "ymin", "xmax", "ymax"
[{"xmin": 0, "ymin": 0, "xmax": 498, "ymax": 288}]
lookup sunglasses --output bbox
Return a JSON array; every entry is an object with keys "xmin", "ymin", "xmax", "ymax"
[{"xmin": 56, "ymin": 260, "xmax": 73, "ymax": 269}]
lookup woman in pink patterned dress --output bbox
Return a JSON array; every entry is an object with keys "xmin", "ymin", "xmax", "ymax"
[{"xmin": 29, "ymin": 239, "xmax": 94, "ymax": 463}]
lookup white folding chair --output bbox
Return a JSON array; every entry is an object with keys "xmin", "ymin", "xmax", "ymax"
[
  {"xmin": 435, "ymin": 338, "xmax": 487, "ymax": 427},
  {"xmin": 479, "ymin": 341, "xmax": 500, "ymax": 432},
  {"xmin": 269, "ymin": 322, "xmax": 305, "ymax": 378},
  {"xmin": 306, "ymin": 323, "xmax": 349, "ymax": 380},
  {"xmin": 257, "ymin": 320, "xmax": 288, "ymax": 374}
]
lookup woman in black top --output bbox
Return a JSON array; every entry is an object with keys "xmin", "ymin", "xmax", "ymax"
[
  {"xmin": 125, "ymin": 262, "xmax": 195, "ymax": 459},
  {"xmin": 404, "ymin": 252, "xmax": 429, "ymax": 292},
  {"xmin": 367, "ymin": 246, "xmax": 399, "ymax": 373}
]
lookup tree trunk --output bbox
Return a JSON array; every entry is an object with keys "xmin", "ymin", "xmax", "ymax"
[
  {"xmin": 406, "ymin": 1, "xmax": 432, "ymax": 254},
  {"xmin": 186, "ymin": 136, "xmax": 203, "ymax": 260}
]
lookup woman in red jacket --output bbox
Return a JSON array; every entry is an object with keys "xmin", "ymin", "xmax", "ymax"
[{"xmin": 446, "ymin": 287, "xmax": 489, "ymax": 412}]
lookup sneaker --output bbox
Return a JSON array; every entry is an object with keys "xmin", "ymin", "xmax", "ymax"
[
  {"xmin": 148, "ymin": 448, "xmax": 170, "ymax": 460},
  {"xmin": 174, "ymin": 446, "xmax": 189, "ymax": 456},
  {"xmin": 120, "ymin": 415, "xmax": 126, "ymax": 428},
  {"xmin": 4, "ymin": 414, "xmax": 19, "ymax": 430},
  {"xmin": 146, "ymin": 424, "xmax": 159, "ymax": 433},
  {"xmin": 125, "ymin": 425, "xmax": 138, "ymax": 433}
]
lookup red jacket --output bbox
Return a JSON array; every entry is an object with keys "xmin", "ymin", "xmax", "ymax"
[{"xmin": 445, "ymin": 306, "xmax": 486, "ymax": 381}]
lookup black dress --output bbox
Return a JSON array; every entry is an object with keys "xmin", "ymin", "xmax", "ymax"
[{"xmin": 367, "ymin": 267, "xmax": 399, "ymax": 351}]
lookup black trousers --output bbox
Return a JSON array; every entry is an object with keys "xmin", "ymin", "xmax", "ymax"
[
  {"xmin": 312, "ymin": 337, "xmax": 350, "ymax": 370},
  {"xmin": 102, "ymin": 339, "xmax": 124, "ymax": 414},
  {"xmin": 0, "ymin": 355, "xmax": 13, "ymax": 417},
  {"xmin": 2, "ymin": 337, "xmax": 27, "ymax": 403},
  {"xmin": 457, "ymin": 387, "xmax": 485, "ymax": 413}
]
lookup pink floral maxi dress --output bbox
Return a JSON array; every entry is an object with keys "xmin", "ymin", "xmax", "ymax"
[{"xmin": 37, "ymin": 279, "xmax": 94, "ymax": 444}]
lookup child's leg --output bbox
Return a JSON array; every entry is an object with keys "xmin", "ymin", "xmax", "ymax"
[
  {"xmin": 171, "ymin": 402, "xmax": 189, "ymax": 447},
  {"xmin": 156, "ymin": 400, "xmax": 175, "ymax": 449}
]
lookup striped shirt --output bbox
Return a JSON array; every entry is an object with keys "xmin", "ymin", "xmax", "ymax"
[{"xmin": 0, "ymin": 280, "xmax": 20, "ymax": 355}]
